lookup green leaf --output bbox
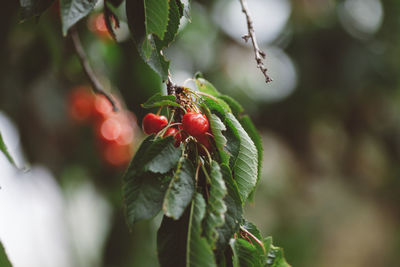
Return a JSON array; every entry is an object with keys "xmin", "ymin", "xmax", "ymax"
[
  {"xmin": 0, "ymin": 242, "xmax": 12, "ymax": 267},
  {"xmin": 155, "ymin": 0, "xmax": 181, "ymax": 48},
  {"xmin": 163, "ymin": 157, "xmax": 195, "ymax": 220},
  {"xmin": 123, "ymin": 172, "xmax": 171, "ymax": 227},
  {"xmin": 202, "ymin": 106, "xmax": 229, "ymax": 165},
  {"xmin": 225, "ymin": 113, "xmax": 258, "ymax": 203},
  {"xmin": 264, "ymin": 237, "xmax": 291, "ymax": 267},
  {"xmin": 230, "ymin": 238, "xmax": 263, "ymax": 267},
  {"xmin": 239, "ymin": 116, "xmax": 263, "ymax": 202},
  {"xmin": 107, "ymin": 0, "xmax": 123, "ymax": 7},
  {"xmin": 60, "ymin": 0, "xmax": 98, "ymax": 35},
  {"xmin": 141, "ymin": 93, "xmax": 180, "ymax": 108},
  {"xmin": 145, "ymin": 0, "xmax": 169, "ymax": 40},
  {"xmin": 218, "ymin": 95, "xmax": 244, "ymax": 118},
  {"xmin": 203, "ymin": 161, "xmax": 227, "ymax": 248},
  {"xmin": 0, "ymin": 131, "xmax": 15, "ymax": 166},
  {"xmin": 123, "ymin": 136, "xmax": 181, "ymax": 227},
  {"xmin": 19, "ymin": 0, "xmax": 55, "ymax": 21},
  {"xmin": 186, "ymin": 193, "xmax": 217, "ymax": 267},
  {"xmin": 215, "ymin": 164, "xmax": 242, "ymax": 250},
  {"xmin": 158, "ymin": 212, "xmax": 189, "ymax": 267},
  {"xmin": 195, "ymin": 78, "xmax": 220, "ymax": 97},
  {"xmin": 141, "ymin": 37, "xmax": 170, "ymax": 81}
]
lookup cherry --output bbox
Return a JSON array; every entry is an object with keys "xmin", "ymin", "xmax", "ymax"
[
  {"xmin": 182, "ymin": 112, "xmax": 209, "ymax": 137},
  {"xmin": 196, "ymin": 134, "xmax": 212, "ymax": 155},
  {"xmin": 142, "ymin": 113, "xmax": 168, "ymax": 135},
  {"xmin": 68, "ymin": 87, "xmax": 94, "ymax": 122},
  {"xmin": 163, "ymin": 127, "xmax": 182, "ymax": 147}
]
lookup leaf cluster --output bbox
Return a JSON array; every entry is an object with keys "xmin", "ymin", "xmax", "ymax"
[{"xmin": 123, "ymin": 78, "xmax": 290, "ymax": 266}]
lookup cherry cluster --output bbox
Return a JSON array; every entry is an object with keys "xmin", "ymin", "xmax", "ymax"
[
  {"xmin": 68, "ymin": 86, "xmax": 136, "ymax": 167},
  {"xmin": 142, "ymin": 90, "xmax": 213, "ymax": 156}
]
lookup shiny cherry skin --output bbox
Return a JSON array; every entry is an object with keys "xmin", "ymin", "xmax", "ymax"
[
  {"xmin": 182, "ymin": 112, "xmax": 209, "ymax": 137},
  {"xmin": 142, "ymin": 113, "xmax": 168, "ymax": 135}
]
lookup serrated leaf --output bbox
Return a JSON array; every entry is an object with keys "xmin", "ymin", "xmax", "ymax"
[
  {"xmin": 201, "ymin": 106, "xmax": 229, "ymax": 165},
  {"xmin": 204, "ymin": 161, "xmax": 227, "ymax": 248},
  {"xmin": 201, "ymin": 98, "xmax": 231, "ymax": 119},
  {"xmin": 145, "ymin": 0, "xmax": 169, "ymax": 39},
  {"xmin": 215, "ymin": 164, "xmax": 242, "ymax": 250},
  {"xmin": 239, "ymin": 116, "xmax": 263, "ymax": 202},
  {"xmin": 264, "ymin": 237, "xmax": 291, "ymax": 267},
  {"xmin": 124, "ymin": 172, "xmax": 171, "ymax": 227},
  {"xmin": 141, "ymin": 93, "xmax": 180, "ymax": 108},
  {"xmin": 19, "ymin": 0, "xmax": 55, "ymax": 21},
  {"xmin": 195, "ymin": 78, "xmax": 220, "ymax": 97},
  {"xmin": 123, "ymin": 136, "xmax": 181, "ymax": 227},
  {"xmin": 186, "ymin": 193, "xmax": 217, "ymax": 267},
  {"xmin": 0, "ymin": 131, "xmax": 15, "ymax": 166},
  {"xmin": 126, "ymin": 0, "xmax": 170, "ymax": 80},
  {"xmin": 158, "ymin": 212, "xmax": 190, "ymax": 267},
  {"xmin": 0, "ymin": 242, "xmax": 12, "ymax": 267},
  {"xmin": 218, "ymin": 95, "xmax": 244, "ymax": 118},
  {"xmin": 241, "ymin": 221, "xmax": 265, "ymax": 256},
  {"xmin": 225, "ymin": 113, "xmax": 258, "ymax": 203},
  {"xmin": 230, "ymin": 238, "xmax": 263, "ymax": 267},
  {"xmin": 163, "ymin": 157, "xmax": 195, "ymax": 220},
  {"xmin": 155, "ymin": 0, "xmax": 182, "ymax": 49},
  {"xmin": 60, "ymin": 0, "xmax": 98, "ymax": 35}
]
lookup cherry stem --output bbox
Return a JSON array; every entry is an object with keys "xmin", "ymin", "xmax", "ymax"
[{"xmin": 239, "ymin": 226, "xmax": 266, "ymax": 254}]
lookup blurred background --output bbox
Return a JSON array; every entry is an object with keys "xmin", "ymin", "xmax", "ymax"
[{"xmin": 1, "ymin": 0, "xmax": 400, "ymax": 266}]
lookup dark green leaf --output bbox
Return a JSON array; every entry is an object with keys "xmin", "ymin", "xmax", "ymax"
[
  {"xmin": 157, "ymin": 212, "xmax": 190, "ymax": 267},
  {"xmin": 187, "ymin": 193, "xmax": 217, "ymax": 267},
  {"xmin": 239, "ymin": 116, "xmax": 263, "ymax": 202},
  {"xmin": 60, "ymin": 0, "xmax": 98, "ymax": 35},
  {"xmin": 163, "ymin": 157, "xmax": 195, "ymax": 220},
  {"xmin": 0, "ymin": 131, "xmax": 15, "ymax": 166},
  {"xmin": 201, "ymin": 98, "xmax": 230, "ymax": 119},
  {"xmin": 204, "ymin": 161, "xmax": 227, "ymax": 248},
  {"xmin": 241, "ymin": 221, "xmax": 265, "ymax": 256},
  {"xmin": 107, "ymin": 0, "xmax": 123, "ymax": 7},
  {"xmin": 0, "ymin": 242, "xmax": 12, "ymax": 267},
  {"xmin": 123, "ymin": 172, "xmax": 171, "ymax": 227},
  {"xmin": 155, "ymin": 0, "xmax": 182, "ymax": 48},
  {"xmin": 225, "ymin": 113, "xmax": 258, "ymax": 203},
  {"xmin": 218, "ymin": 95, "xmax": 244, "ymax": 118},
  {"xmin": 141, "ymin": 37, "xmax": 170, "ymax": 81},
  {"xmin": 141, "ymin": 93, "xmax": 180, "ymax": 108},
  {"xmin": 264, "ymin": 237, "xmax": 291, "ymax": 267},
  {"xmin": 19, "ymin": 0, "xmax": 55, "ymax": 21},
  {"xmin": 145, "ymin": 0, "xmax": 169, "ymax": 40},
  {"xmin": 230, "ymin": 238, "xmax": 263, "ymax": 267},
  {"xmin": 215, "ymin": 164, "xmax": 242, "ymax": 250},
  {"xmin": 123, "ymin": 136, "xmax": 181, "ymax": 227}
]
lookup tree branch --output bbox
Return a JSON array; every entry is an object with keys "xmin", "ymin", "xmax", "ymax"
[
  {"xmin": 239, "ymin": 0, "xmax": 272, "ymax": 83},
  {"xmin": 70, "ymin": 27, "xmax": 119, "ymax": 111}
]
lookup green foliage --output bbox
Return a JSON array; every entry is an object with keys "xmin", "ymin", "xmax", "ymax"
[
  {"xmin": 60, "ymin": 0, "xmax": 98, "ymax": 35},
  {"xmin": 19, "ymin": 0, "xmax": 54, "ymax": 21},
  {"xmin": 0, "ymin": 242, "xmax": 12, "ymax": 267},
  {"xmin": 163, "ymin": 157, "xmax": 195, "ymax": 220},
  {"xmin": 203, "ymin": 161, "xmax": 227, "ymax": 248},
  {"xmin": 0, "ymin": 131, "xmax": 15, "ymax": 166},
  {"xmin": 186, "ymin": 193, "xmax": 217, "ymax": 267},
  {"xmin": 141, "ymin": 93, "xmax": 180, "ymax": 108}
]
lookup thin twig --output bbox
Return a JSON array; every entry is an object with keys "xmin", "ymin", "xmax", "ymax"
[
  {"xmin": 70, "ymin": 27, "xmax": 118, "ymax": 111},
  {"xmin": 239, "ymin": 226, "xmax": 266, "ymax": 253},
  {"xmin": 239, "ymin": 0, "xmax": 272, "ymax": 83}
]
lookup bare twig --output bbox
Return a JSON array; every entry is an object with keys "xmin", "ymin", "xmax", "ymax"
[
  {"xmin": 70, "ymin": 27, "xmax": 118, "ymax": 111},
  {"xmin": 239, "ymin": 0, "xmax": 272, "ymax": 83}
]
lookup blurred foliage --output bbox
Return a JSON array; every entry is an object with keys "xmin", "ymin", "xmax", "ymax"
[{"xmin": 1, "ymin": 0, "xmax": 400, "ymax": 266}]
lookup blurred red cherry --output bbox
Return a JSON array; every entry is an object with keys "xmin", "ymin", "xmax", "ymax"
[
  {"xmin": 88, "ymin": 13, "xmax": 111, "ymax": 40},
  {"xmin": 68, "ymin": 87, "xmax": 94, "ymax": 122}
]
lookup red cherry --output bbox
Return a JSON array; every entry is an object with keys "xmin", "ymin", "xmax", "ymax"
[
  {"xmin": 142, "ymin": 113, "xmax": 168, "ymax": 135},
  {"xmin": 163, "ymin": 127, "xmax": 182, "ymax": 147},
  {"xmin": 88, "ymin": 13, "xmax": 111, "ymax": 41},
  {"xmin": 182, "ymin": 112, "xmax": 209, "ymax": 137},
  {"xmin": 196, "ymin": 134, "xmax": 212, "ymax": 155},
  {"xmin": 93, "ymin": 95, "xmax": 113, "ymax": 119},
  {"xmin": 68, "ymin": 87, "xmax": 94, "ymax": 122}
]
